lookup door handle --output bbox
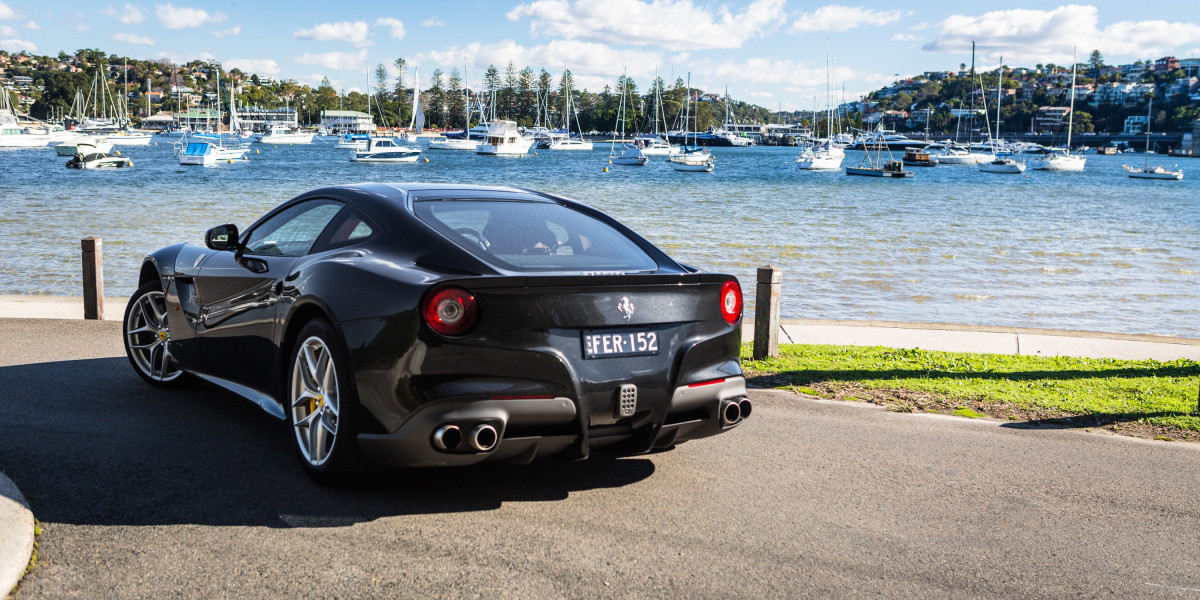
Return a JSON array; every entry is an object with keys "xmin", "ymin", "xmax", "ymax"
[{"xmin": 240, "ymin": 257, "xmax": 269, "ymax": 273}]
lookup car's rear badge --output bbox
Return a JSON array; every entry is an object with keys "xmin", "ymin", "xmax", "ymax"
[{"xmin": 617, "ymin": 296, "xmax": 635, "ymax": 321}]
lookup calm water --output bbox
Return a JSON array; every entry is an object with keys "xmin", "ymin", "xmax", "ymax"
[{"xmin": 1, "ymin": 140, "xmax": 1197, "ymax": 337}]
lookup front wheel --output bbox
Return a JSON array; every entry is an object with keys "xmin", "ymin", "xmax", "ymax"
[
  {"xmin": 288, "ymin": 318, "xmax": 371, "ymax": 484},
  {"xmin": 123, "ymin": 280, "xmax": 185, "ymax": 386}
]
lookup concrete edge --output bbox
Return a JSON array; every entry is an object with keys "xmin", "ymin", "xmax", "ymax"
[{"xmin": 0, "ymin": 472, "xmax": 34, "ymax": 598}]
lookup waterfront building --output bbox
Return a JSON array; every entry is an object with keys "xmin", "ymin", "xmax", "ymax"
[
  {"xmin": 320, "ymin": 110, "xmax": 375, "ymax": 135},
  {"xmin": 1180, "ymin": 58, "xmax": 1200, "ymax": 78},
  {"xmin": 234, "ymin": 106, "xmax": 298, "ymax": 132},
  {"xmin": 1155, "ymin": 56, "xmax": 1180, "ymax": 72},
  {"xmin": 1124, "ymin": 115, "xmax": 1148, "ymax": 135},
  {"xmin": 1034, "ymin": 106, "xmax": 1072, "ymax": 131},
  {"xmin": 177, "ymin": 108, "xmax": 220, "ymax": 131}
]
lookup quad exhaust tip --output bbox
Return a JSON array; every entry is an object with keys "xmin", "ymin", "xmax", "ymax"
[
  {"xmin": 721, "ymin": 400, "xmax": 742, "ymax": 425},
  {"xmin": 470, "ymin": 424, "xmax": 499, "ymax": 452},
  {"xmin": 721, "ymin": 398, "xmax": 752, "ymax": 425},
  {"xmin": 432, "ymin": 425, "xmax": 462, "ymax": 451}
]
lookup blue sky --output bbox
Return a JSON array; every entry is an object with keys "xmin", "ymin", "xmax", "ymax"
[{"xmin": 2, "ymin": 0, "xmax": 1198, "ymax": 110}]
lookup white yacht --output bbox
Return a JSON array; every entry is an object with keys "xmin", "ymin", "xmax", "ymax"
[
  {"xmin": 978, "ymin": 156, "xmax": 1026, "ymax": 174},
  {"xmin": 549, "ymin": 136, "xmax": 593, "ymax": 151},
  {"xmin": 925, "ymin": 143, "xmax": 991, "ymax": 165},
  {"xmin": 1029, "ymin": 149, "xmax": 1085, "ymax": 171},
  {"xmin": 636, "ymin": 135, "xmax": 678, "ymax": 156},
  {"xmin": 669, "ymin": 147, "xmax": 715, "ymax": 172},
  {"xmin": 426, "ymin": 135, "xmax": 480, "ymax": 151},
  {"xmin": 253, "ymin": 125, "xmax": 315, "ymax": 144},
  {"xmin": 795, "ymin": 140, "xmax": 844, "ymax": 170},
  {"xmin": 476, "ymin": 120, "xmax": 533, "ymax": 155}
]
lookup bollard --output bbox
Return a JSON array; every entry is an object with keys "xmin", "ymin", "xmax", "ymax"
[
  {"xmin": 752, "ymin": 265, "xmax": 782, "ymax": 360},
  {"xmin": 81, "ymin": 237, "xmax": 104, "ymax": 320}
]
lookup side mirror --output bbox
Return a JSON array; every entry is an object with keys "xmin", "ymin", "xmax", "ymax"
[{"xmin": 205, "ymin": 224, "xmax": 240, "ymax": 251}]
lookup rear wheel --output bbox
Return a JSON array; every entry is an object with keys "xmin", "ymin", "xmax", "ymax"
[
  {"xmin": 123, "ymin": 280, "xmax": 185, "ymax": 386},
  {"xmin": 288, "ymin": 318, "xmax": 371, "ymax": 484}
]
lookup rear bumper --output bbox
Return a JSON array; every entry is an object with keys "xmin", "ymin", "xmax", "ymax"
[{"xmin": 357, "ymin": 376, "xmax": 749, "ymax": 467}]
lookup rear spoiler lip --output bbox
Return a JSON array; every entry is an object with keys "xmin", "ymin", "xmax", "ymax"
[{"xmin": 431, "ymin": 272, "xmax": 737, "ymax": 289}]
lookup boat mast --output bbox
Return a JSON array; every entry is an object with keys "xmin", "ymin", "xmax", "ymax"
[
  {"xmin": 1067, "ymin": 47, "xmax": 1077, "ymax": 156},
  {"xmin": 1144, "ymin": 94, "xmax": 1153, "ymax": 168},
  {"xmin": 995, "ymin": 56, "xmax": 1003, "ymax": 146}
]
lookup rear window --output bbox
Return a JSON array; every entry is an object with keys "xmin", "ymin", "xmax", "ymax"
[{"xmin": 413, "ymin": 200, "xmax": 659, "ymax": 273}]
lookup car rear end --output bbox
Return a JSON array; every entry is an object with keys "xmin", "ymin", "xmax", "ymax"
[{"xmin": 354, "ymin": 189, "xmax": 749, "ymax": 466}]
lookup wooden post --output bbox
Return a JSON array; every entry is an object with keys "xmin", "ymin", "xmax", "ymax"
[
  {"xmin": 752, "ymin": 266, "xmax": 782, "ymax": 360},
  {"xmin": 81, "ymin": 237, "xmax": 104, "ymax": 320}
]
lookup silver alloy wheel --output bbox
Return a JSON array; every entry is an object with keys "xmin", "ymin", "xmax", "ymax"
[
  {"xmin": 290, "ymin": 335, "xmax": 340, "ymax": 467},
  {"xmin": 124, "ymin": 289, "xmax": 183, "ymax": 382}
]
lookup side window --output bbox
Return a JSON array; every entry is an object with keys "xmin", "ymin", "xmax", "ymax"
[
  {"xmin": 322, "ymin": 207, "xmax": 377, "ymax": 249},
  {"xmin": 243, "ymin": 199, "xmax": 343, "ymax": 257}
]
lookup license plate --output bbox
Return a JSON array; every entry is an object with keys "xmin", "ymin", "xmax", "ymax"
[{"xmin": 582, "ymin": 328, "xmax": 660, "ymax": 359}]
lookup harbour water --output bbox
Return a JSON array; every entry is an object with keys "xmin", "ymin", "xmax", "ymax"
[{"xmin": 0, "ymin": 141, "xmax": 1196, "ymax": 337}]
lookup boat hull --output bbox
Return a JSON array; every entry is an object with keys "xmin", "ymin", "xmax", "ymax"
[
  {"xmin": 845, "ymin": 167, "xmax": 913, "ymax": 178},
  {"xmin": 796, "ymin": 156, "xmax": 843, "ymax": 170}
]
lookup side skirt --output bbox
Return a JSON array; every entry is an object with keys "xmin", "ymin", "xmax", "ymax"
[{"xmin": 191, "ymin": 372, "xmax": 286, "ymax": 420}]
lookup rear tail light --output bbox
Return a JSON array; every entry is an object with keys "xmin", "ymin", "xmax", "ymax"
[
  {"xmin": 720, "ymin": 280, "xmax": 742, "ymax": 325},
  {"xmin": 423, "ymin": 287, "xmax": 478, "ymax": 336}
]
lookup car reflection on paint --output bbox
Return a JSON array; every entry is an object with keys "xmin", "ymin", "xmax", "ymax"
[{"xmin": 123, "ymin": 182, "xmax": 749, "ymax": 484}]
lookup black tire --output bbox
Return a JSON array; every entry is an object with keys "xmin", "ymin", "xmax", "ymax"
[
  {"xmin": 287, "ymin": 318, "xmax": 372, "ymax": 485},
  {"xmin": 123, "ymin": 280, "xmax": 188, "ymax": 387}
]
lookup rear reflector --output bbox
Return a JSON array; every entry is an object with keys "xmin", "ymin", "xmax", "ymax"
[{"xmin": 688, "ymin": 378, "xmax": 726, "ymax": 388}]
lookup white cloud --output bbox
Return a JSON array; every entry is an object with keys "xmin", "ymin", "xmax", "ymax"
[
  {"xmin": 375, "ymin": 17, "xmax": 405, "ymax": 39},
  {"xmin": 156, "ymin": 4, "xmax": 226, "ymax": 29},
  {"xmin": 295, "ymin": 49, "xmax": 369, "ymax": 71},
  {"xmin": 226, "ymin": 58, "xmax": 280, "ymax": 76},
  {"xmin": 0, "ymin": 2, "xmax": 13, "ymax": 20},
  {"xmin": 154, "ymin": 50, "xmax": 215, "ymax": 65},
  {"xmin": 104, "ymin": 4, "xmax": 145, "ymax": 24},
  {"xmin": 294, "ymin": 21, "xmax": 371, "ymax": 47},
  {"xmin": 0, "ymin": 39, "xmax": 36, "ymax": 52},
  {"xmin": 295, "ymin": 73, "xmax": 343, "ymax": 89},
  {"xmin": 789, "ymin": 5, "xmax": 901, "ymax": 33},
  {"xmin": 748, "ymin": 90, "xmax": 774, "ymax": 98},
  {"xmin": 506, "ymin": 0, "xmax": 785, "ymax": 51},
  {"xmin": 923, "ymin": 5, "xmax": 1200, "ymax": 65},
  {"xmin": 910, "ymin": 22, "xmax": 929, "ymax": 31},
  {"xmin": 891, "ymin": 33, "xmax": 917, "ymax": 41},
  {"xmin": 74, "ymin": 25, "xmax": 90, "ymax": 34},
  {"xmin": 112, "ymin": 32, "xmax": 155, "ymax": 45},
  {"xmin": 417, "ymin": 39, "xmax": 663, "ymax": 91},
  {"xmin": 213, "ymin": 25, "xmax": 240, "ymax": 37},
  {"xmin": 25, "ymin": 20, "xmax": 39, "ymax": 30},
  {"xmin": 0, "ymin": 24, "xmax": 15, "ymax": 36},
  {"xmin": 422, "ymin": 18, "xmax": 444, "ymax": 27}
]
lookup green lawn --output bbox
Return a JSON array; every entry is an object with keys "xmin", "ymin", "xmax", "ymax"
[{"xmin": 742, "ymin": 344, "xmax": 1200, "ymax": 441}]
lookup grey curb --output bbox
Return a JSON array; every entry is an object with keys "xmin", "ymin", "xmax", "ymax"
[{"xmin": 0, "ymin": 471, "xmax": 34, "ymax": 597}]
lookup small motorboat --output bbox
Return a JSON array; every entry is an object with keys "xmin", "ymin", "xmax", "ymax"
[
  {"xmin": 66, "ymin": 151, "xmax": 132, "ymax": 169},
  {"xmin": 351, "ymin": 138, "xmax": 422, "ymax": 162},
  {"xmin": 902, "ymin": 147, "xmax": 938, "ymax": 167}
]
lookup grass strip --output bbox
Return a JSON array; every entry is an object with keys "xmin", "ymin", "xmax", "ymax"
[{"xmin": 742, "ymin": 344, "xmax": 1200, "ymax": 442}]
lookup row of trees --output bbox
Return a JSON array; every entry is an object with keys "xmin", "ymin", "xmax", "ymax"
[{"xmin": 6, "ymin": 49, "xmax": 774, "ymax": 133}]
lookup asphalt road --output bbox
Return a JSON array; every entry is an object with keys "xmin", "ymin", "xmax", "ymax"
[{"xmin": 3, "ymin": 318, "xmax": 1200, "ymax": 598}]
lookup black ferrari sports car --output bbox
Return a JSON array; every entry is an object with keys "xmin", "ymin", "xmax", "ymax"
[{"xmin": 123, "ymin": 182, "xmax": 749, "ymax": 483}]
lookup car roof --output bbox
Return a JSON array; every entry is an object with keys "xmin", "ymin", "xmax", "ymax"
[{"xmin": 300, "ymin": 182, "xmax": 564, "ymax": 216}]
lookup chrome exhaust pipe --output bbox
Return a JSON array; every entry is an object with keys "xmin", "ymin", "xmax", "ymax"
[
  {"xmin": 720, "ymin": 400, "xmax": 742, "ymax": 425},
  {"xmin": 737, "ymin": 398, "xmax": 752, "ymax": 420},
  {"xmin": 432, "ymin": 425, "xmax": 462, "ymax": 451},
  {"xmin": 469, "ymin": 424, "xmax": 499, "ymax": 452}
]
